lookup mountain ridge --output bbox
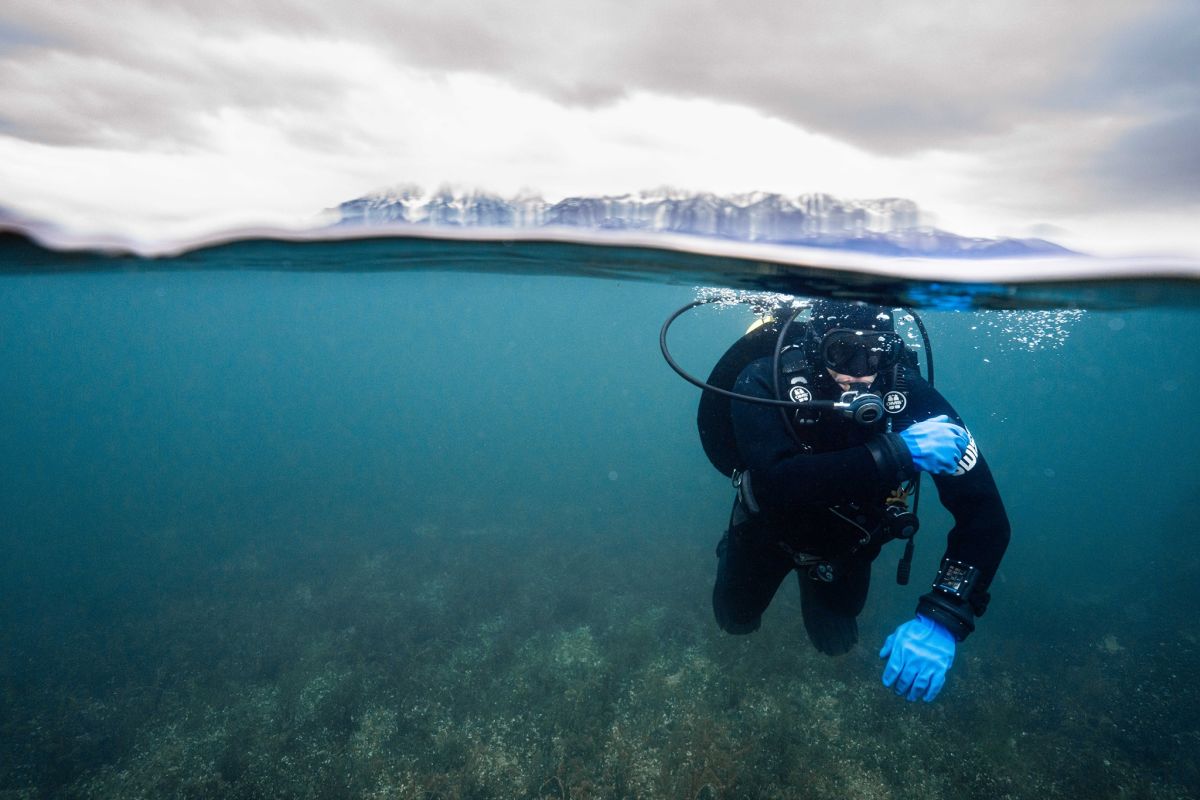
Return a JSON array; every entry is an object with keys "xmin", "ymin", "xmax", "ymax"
[{"xmin": 333, "ymin": 187, "xmax": 1074, "ymax": 258}]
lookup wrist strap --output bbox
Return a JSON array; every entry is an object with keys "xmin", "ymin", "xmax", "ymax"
[
  {"xmin": 917, "ymin": 591, "xmax": 976, "ymax": 642},
  {"xmin": 865, "ymin": 433, "xmax": 914, "ymax": 485}
]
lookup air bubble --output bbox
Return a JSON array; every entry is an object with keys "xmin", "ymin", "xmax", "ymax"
[
  {"xmin": 969, "ymin": 309, "xmax": 1085, "ymax": 351},
  {"xmin": 694, "ymin": 287, "xmax": 801, "ymax": 313}
]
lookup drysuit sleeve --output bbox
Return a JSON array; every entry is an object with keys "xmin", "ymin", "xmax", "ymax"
[
  {"xmin": 730, "ymin": 359, "xmax": 915, "ymax": 516},
  {"xmin": 904, "ymin": 379, "xmax": 1012, "ymax": 640}
]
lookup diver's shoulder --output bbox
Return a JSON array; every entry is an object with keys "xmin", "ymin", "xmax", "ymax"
[
  {"xmin": 898, "ymin": 365, "xmax": 942, "ymax": 404},
  {"xmin": 900, "ymin": 364, "xmax": 935, "ymax": 393},
  {"xmin": 734, "ymin": 356, "xmax": 775, "ymax": 392},
  {"xmin": 899, "ymin": 365, "xmax": 963, "ymax": 419}
]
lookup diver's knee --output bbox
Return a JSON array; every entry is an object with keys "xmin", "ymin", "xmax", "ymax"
[
  {"xmin": 719, "ymin": 619, "xmax": 760, "ymax": 635},
  {"xmin": 713, "ymin": 604, "xmax": 761, "ymax": 635}
]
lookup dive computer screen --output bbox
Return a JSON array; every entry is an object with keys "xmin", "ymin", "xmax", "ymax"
[{"xmin": 933, "ymin": 560, "xmax": 978, "ymax": 600}]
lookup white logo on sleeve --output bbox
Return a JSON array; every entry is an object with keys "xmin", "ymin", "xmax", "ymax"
[{"xmin": 952, "ymin": 432, "xmax": 979, "ymax": 476}]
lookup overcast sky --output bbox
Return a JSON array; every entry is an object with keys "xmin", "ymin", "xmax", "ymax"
[{"xmin": 1, "ymin": 0, "xmax": 1197, "ymax": 254}]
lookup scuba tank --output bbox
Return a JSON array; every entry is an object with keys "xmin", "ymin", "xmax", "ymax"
[{"xmin": 696, "ymin": 315, "xmax": 785, "ymax": 478}]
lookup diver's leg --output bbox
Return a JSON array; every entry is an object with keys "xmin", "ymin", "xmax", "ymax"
[
  {"xmin": 712, "ymin": 519, "xmax": 793, "ymax": 635},
  {"xmin": 818, "ymin": 560, "xmax": 872, "ymax": 616},
  {"xmin": 799, "ymin": 561, "xmax": 872, "ymax": 656}
]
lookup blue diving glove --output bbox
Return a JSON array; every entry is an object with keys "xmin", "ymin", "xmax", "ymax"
[
  {"xmin": 898, "ymin": 414, "xmax": 969, "ymax": 474},
  {"xmin": 879, "ymin": 615, "xmax": 956, "ymax": 702}
]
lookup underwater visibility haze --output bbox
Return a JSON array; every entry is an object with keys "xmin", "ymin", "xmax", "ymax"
[{"xmin": 1, "ymin": 228, "xmax": 1199, "ymax": 799}]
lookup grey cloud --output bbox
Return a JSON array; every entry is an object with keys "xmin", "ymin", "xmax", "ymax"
[
  {"xmin": 360, "ymin": 1, "xmax": 1148, "ymax": 153},
  {"xmin": 0, "ymin": 1, "xmax": 1159, "ymax": 150},
  {"xmin": 0, "ymin": 20, "xmax": 49, "ymax": 52},
  {"xmin": 1072, "ymin": 2, "xmax": 1200, "ymax": 205},
  {"xmin": 939, "ymin": 0, "xmax": 1200, "ymax": 216},
  {"xmin": 373, "ymin": 1, "xmax": 1159, "ymax": 152},
  {"xmin": 1093, "ymin": 110, "xmax": 1200, "ymax": 204},
  {"xmin": 1078, "ymin": 0, "xmax": 1199, "ymax": 104},
  {"xmin": 1, "ymin": 0, "xmax": 1197, "ymax": 212},
  {"xmin": 0, "ymin": 2, "xmax": 354, "ymax": 148}
]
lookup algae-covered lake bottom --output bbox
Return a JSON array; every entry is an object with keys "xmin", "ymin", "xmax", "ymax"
[
  {"xmin": 10, "ymin": 523, "xmax": 1198, "ymax": 799},
  {"xmin": 1, "ymin": 238, "xmax": 1198, "ymax": 798}
]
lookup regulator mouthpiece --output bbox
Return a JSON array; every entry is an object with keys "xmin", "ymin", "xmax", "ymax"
[{"xmin": 836, "ymin": 388, "xmax": 886, "ymax": 425}]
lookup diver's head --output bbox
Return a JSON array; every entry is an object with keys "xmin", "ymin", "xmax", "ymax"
[{"xmin": 807, "ymin": 300, "xmax": 903, "ymax": 390}]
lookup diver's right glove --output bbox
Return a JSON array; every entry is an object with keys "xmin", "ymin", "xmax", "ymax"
[{"xmin": 898, "ymin": 414, "xmax": 969, "ymax": 474}]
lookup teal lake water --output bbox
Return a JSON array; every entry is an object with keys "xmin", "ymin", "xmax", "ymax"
[{"xmin": 1, "ymin": 232, "xmax": 1198, "ymax": 798}]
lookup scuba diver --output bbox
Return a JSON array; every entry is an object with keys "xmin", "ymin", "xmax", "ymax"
[{"xmin": 660, "ymin": 298, "xmax": 1010, "ymax": 702}]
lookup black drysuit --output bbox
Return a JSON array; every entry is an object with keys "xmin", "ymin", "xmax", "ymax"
[{"xmin": 712, "ymin": 356, "xmax": 1011, "ymax": 647}]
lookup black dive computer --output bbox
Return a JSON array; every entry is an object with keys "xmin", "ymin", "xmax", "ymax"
[{"xmin": 932, "ymin": 559, "xmax": 979, "ymax": 601}]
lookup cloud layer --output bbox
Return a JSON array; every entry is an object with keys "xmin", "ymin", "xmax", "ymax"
[{"xmin": 0, "ymin": 0, "xmax": 1196, "ymax": 250}]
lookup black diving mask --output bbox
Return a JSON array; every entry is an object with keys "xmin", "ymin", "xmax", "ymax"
[{"xmin": 818, "ymin": 328, "xmax": 905, "ymax": 376}]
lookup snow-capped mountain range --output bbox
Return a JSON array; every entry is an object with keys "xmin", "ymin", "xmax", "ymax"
[{"xmin": 333, "ymin": 187, "xmax": 1073, "ymax": 257}]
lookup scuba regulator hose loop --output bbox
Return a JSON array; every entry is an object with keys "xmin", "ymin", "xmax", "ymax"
[
  {"xmin": 659, "ymin": 297, "xmax": 935, "ymax": 410},
  {"xmin": 659, "ymin": 298, "xmax": 821, "ymax": 409}
]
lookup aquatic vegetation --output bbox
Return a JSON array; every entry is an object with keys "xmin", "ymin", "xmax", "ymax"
[{"xmin": 4, "ymin": 519, "xmax": 1195, "ymax": 799}]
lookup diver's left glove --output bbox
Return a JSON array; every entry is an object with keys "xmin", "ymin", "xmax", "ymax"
[{"xmin": 879, "ymin": 615, "xmax": 955, "ymax": 702}]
